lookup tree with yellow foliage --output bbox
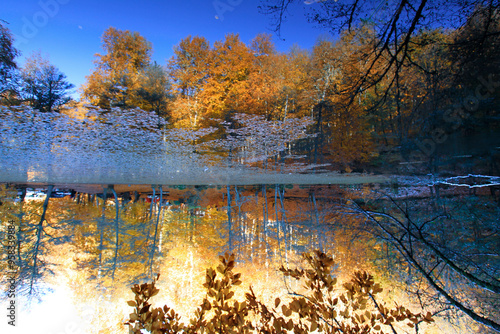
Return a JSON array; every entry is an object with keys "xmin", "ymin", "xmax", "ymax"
[
  {"xmin": 82, "ymin": 27, "xmax": 152, "ymax": 109},
  {"xmin": 244, "ymin": 33, "xmax": 281, "ymax": 117},
  {"xmin": 168, "ymin": 35, "xmax": 211, "ymax": 128},
  {"xmin": 202, "ymin": 33, "xmax": 254, "ymax": 122}
]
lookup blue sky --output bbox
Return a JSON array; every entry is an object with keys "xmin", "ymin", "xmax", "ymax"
[{"xmin": 2, "ymin": 0, "xmax": 328, "ymax": 99}]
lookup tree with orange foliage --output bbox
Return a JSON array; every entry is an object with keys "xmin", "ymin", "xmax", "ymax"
[
  {"xmin": 202, "ymin": 33, "xmax": 254, "ymax": 122},
  {"xmin": 304, "ymin": 32, "xmax": 375, "ymax": 168},
  {"xmin": 273, "ymin": 46, "xmax": 310, "ymax": 121},
  {"xmin": 82, "ymin": 27, "xmax": 152, "ymax": 109},
  {"xmin": 168, "ymin": 35, "xmax": 211, "ymax": 128},
  {"xmin": 244, "ymin": 33, "xmax": 282, "ymax": 117}
]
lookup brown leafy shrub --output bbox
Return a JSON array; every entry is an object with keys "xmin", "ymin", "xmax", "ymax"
[{"xmin": 125, "ymin": 250, "xmax": 433, "ymax": 333}]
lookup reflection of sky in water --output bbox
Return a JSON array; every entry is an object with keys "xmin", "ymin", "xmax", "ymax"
[
  {"xmin": 1, "ymin": 284, "xmax": 97, "ymax": 334},
  {"xmin": 16, "ymin": 288, "xmax": 81, "ymax": 333}
]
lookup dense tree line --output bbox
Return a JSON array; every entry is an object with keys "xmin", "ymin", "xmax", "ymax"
[
  {"xmin": 79, "ymin": 12, "xmax": 499, "ymax": 170},
  {"xmin": 1, "ymin": 3, "xmax": 499, "ymax": 171}
]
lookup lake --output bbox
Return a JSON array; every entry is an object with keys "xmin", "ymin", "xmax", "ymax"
[
  {"xmin": 1, "ymin": 107, "xmax": 499, "ymax": 333},
  {"xmin": 1, "ymin": 179, "xmax": 499, "ymax": 333}
]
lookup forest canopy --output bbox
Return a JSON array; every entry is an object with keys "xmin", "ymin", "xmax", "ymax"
[{"xmin": 1, "ymin": 4, "xmax": 499, "ymax": 172}]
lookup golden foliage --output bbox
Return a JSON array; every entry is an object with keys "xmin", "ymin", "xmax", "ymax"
[
  {"xmin": 82, "ymin": 27, "xmax": 152, "ymax": 109},
  {"xmin": 125, "ymin": 250, "xmax": 433, "ymax": 333}
]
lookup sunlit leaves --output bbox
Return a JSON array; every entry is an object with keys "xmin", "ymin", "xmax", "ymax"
[
  {"xmin": 82, "ymin": 27, "xmax": 152, "ymax": 109},
  {"xmin": 168, "ymin": 35, "xmax": 211, "ymax": 128},
  {"xmin": 125, "ymin": 250, "xmax": 433, "ymax": 333},
  {"xmin": 203, "ymin": 33, "xmax": 253, "ymax": 120}
]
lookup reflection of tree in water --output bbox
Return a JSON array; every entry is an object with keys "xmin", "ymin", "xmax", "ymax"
[
  {"xmin": 220, "ymin": 185, "xmax": 338, "ymax": 269},
  {"xmin": 23, "ymin": 186, "xmax": 53, "ymax": 297},
  {"xmin": 1, "ymin": 182, "xmax": 498, "ymax": 332},
  {"xmin": 222, "ymin": 183, "xmax": 500, "ymax": 332},
  {"xmin": 341, "ymin": 186, "xmax": 500, "ymax": 333},
  {"xmin": 0, "ymin": 185, "xmax": 57, "ymax": 301},
  {"xmin": 78, "ymin": 187, "xmax": 163, "ymax": 288},
  {"xmin": 0, "ymin": 183, "xmax": 339, "ymax": 307},
  {"xmin": 0, "ymin": 185, "xmax": 85, "ymax": 303}
]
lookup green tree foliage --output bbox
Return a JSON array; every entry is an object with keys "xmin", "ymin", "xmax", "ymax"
[
  {"xmin": 19, "ymin": 52, "xmax": 74, "ymax": 113},
  {"xmin": 125, "ymin": 251, "xmax": 433, "ymax": 333}
]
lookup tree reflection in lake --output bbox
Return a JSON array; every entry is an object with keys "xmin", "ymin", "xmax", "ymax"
[{"xmin": 0, "ymin": 182, "xmax": 499, "ymax": 333}]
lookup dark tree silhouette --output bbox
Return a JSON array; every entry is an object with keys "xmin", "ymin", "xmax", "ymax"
[
  {"xmin": 0, "ymin": 20, "xmax": 19, "ymax": 102},
  {"xmin": 259, "ymin": 0, "xmax": 500, "ymax": 104},
  {"xmin": 19, "ymin": 52, "xmax": 74, "ymax": 112}
]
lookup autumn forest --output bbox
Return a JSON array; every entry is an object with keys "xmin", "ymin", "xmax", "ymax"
[
  {"xmin": 1, "ymin": 1, "xmax": 500, "ymax": 333},
  {"xmin": 2, "ymin": 4, "xmax": 499, "ymax": 172}
]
